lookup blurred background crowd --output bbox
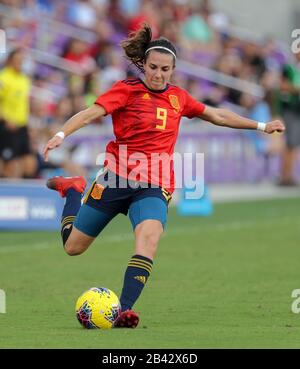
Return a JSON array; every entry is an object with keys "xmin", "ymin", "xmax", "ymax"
[{"xmin": 0, "ymin": 0, "xmax": 299, "ymax": 186}]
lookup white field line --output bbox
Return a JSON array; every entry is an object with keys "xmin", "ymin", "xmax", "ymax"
[
  {"xmin": 0, "ymin": 241, "xmax": 51, "ymax": 253},
  {"xmin": 0, "ymin": 215, "xmax": 298, "ymax": 254}
]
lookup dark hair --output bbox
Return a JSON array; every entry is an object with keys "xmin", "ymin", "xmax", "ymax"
[
  {"xmin": 6, "ymin": 47, "xmax": 23, "ymax": 65},
  {"xmin": 121, "ymin": 24, "xmax": 177, "ymax": 73}
]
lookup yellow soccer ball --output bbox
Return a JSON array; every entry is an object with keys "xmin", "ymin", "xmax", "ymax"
[{"xmin": 75, "ymin": 287, "xmax": 121, "ymax": 329}]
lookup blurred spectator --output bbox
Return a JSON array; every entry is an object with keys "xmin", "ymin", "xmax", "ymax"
[
  {"xmin": 62, "ymin": 39, "xmax": 96, "ymax": 75},
  {"xmin": 239, "ymin": 93, "xmax": 272, "ymax": 160},
  {"xmin": 215, "ymin": 52, "xmax": 243, "ymax": 105},
  {"xmin": 31, "ymin": 96, "xmax": 88, "ymax": 178},
  {"xmin": 119, "ymin": 0, "xmax": 141, "ymax": 17},
  {"xmin": 127, "ymin": 0, "xmax": 161, "ymax": 39},
  {"xmin": 107, "ymin": 0, "xmax": 130, "ymax": 33},
  {"xmin": 180, "ymin": 1, "xmax": 221, "ymax": 53},
  {"xmin": 173, "ymin": 0, "xmax": 191, "ymax": 23},
  {"xmin": 84, "ymin": 69, "xmax": 102, "ymax": 107},
  {"xmin": 96, "ymin": 49, "xmax": 126, "ymax": 92},
  {"xmin": 160, "ymin": 19, "xmax": 181, "ymax": 45},
  {"xmin": 66, "ymin": 0, "xmax": 98, "ymax": 30},
  {"xmin": 202, "ymin": 84, "xmax": 226, "ymax": 107},
  {"xmin": 262, "ymin": 37, "xmax": 286, "ymax": 73},
  {"xmin": 242, "ymin": 41, "xmax": 266, "ymax": 81},
  {"xmin": 0, "ymin": 48, "xmax": 38, "ymax": 178},
  {"xmin": 275, "ymin": 51, "xmax": 300, "ymax": 186}
]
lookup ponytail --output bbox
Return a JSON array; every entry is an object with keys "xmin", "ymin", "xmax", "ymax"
[
  {"xmin": 121, "ymin": 24, "xmax": 177, "ymax": 73},
  {"xmin": 121, "ymin": 24, "xmax": 152, "ymax": 73}
]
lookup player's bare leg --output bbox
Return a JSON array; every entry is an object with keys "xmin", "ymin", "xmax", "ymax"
[
  {"xmin": 64, "ymin": 226, "xmax": 95, "ymax": 256},
  {"xmin": 134, "ymin": 219, "xmax": 163, "ymax": 259}
]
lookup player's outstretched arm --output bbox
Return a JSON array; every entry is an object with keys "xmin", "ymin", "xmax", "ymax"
[
  {"xmin": 199, "ymin": 106, "xmax": 285, "ymax": 134},
  {"xmin": 43, "ymin": 104, "xmax": 106, "ymax": 162}
]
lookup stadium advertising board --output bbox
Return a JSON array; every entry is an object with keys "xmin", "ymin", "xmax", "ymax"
[{"xmin": 0, "ymin": 181, "xmax": 63, "ymax": 230}]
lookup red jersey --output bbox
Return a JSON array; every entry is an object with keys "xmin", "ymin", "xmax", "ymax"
[{"xmin": 95, "ymin": 78, "xmax": 206, "ymax": 194}]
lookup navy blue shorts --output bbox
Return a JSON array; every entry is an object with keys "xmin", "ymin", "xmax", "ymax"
[{"xmin": 73, "ymin": 169, "xmax": 172, "ymax": 237}]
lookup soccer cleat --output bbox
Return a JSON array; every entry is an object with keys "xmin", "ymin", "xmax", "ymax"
[
  {"xmin": 113, "ymin": 310, "xmax": 139, "ymax": 328},
  {"xmin": 46, "ymin": 176, "xmax": 87, "ymax": 197}
]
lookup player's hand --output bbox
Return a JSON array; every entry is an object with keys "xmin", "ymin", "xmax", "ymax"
[
  {"xmin": 43, "ymin": 135, "xmax": 63, "ymax": 162},
  {"xmin": 264, "ymin": 120, "xmax": 285, "ymax": 134}
]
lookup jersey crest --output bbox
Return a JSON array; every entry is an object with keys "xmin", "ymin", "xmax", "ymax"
[
  {"xmin": 91, "ymin": 183, "xmax": 105, "ymax": 200},
  {"xmin": 169, "ymin": 94, "xmax": 180, "ymax": 113}
]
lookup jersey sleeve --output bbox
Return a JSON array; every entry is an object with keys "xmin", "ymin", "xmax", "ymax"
[
  {"xmin": 94, "ymin": 80, "xmax": 130, "ymax": 114},
  {"xmin": 182, "ymin": 90, "xmax": 206, "ymax": 118}
]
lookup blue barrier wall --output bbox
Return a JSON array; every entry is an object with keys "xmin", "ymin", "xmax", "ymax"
[{"xmin": 0, "ymin": 181, "xmax": 64, "ymax": 230}]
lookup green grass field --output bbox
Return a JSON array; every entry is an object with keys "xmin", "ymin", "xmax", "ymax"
[{"xmin": 1, "ymin": 196, "xmax": 300, "ymax": 348}]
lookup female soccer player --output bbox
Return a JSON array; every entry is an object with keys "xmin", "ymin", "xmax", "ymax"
[{"xmin": 43, "ymin": 24, "xmax": 285, "ymax": 328}]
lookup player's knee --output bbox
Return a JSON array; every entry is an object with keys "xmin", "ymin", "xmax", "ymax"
[
  {"xmin": 139, "ymin": 228, "xmax": 159, "ymax": 245},
  {"xmin": 64, "ymin": 242, "xmax": 84, "ymax": 256},
  {"xmin": 139, "ymin": 234, "xmax": 160, "ymax": 259},
  {"xmin": 136, "ymin": 221, "xmax": 163, "ymax": 256},
  {"xmin": 145, "ymin": 232, "xmax": 161, "ymax": 250}
]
